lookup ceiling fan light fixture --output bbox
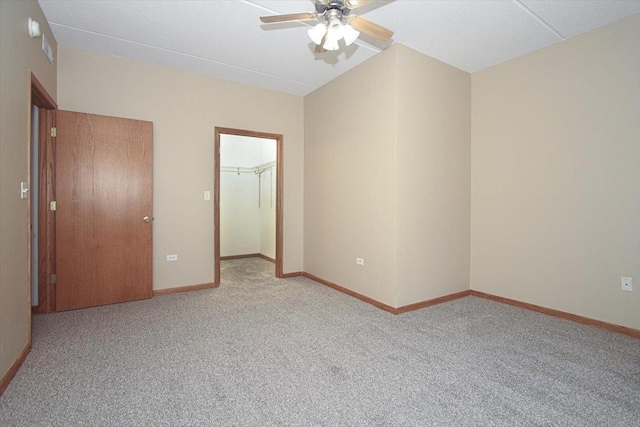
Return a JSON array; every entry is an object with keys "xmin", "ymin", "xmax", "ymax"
[
  {"xmin": 260, "ymin": 1, "xmax": 393, "ymax": 52},
  {"xmin": 342, "ymin": 23, "xmax": 360, "ymax": 46}
]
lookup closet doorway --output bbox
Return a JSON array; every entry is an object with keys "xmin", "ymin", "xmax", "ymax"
[{"xmin": 214, "ymin": 128, "xmax": 283, "ymax": 284}]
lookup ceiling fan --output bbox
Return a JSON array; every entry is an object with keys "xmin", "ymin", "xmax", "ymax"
[{"xmin": 260, "ymin": 0, "xmax": 394, "ymax": 53}]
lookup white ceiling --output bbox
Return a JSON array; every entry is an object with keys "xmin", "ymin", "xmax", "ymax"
[{"xmin": 39, "ymin": 1, "xmax": 640, "ymax": 96}]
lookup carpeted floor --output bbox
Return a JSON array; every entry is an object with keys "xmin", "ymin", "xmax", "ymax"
[{"xmin": 1, "ymin": 257, "xmax": 639, "ymax": 426}]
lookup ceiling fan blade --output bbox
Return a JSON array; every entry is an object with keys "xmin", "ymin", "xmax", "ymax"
[
  {"xmin": 348, "ymin": 16, "xmax": 394, "ymax": 41},
  {"xmin": 344, "ymin": 0, "xmax": 374, "ymax": 9},
  {"xmin": 260, "ymin": 12, "xmax": 317, "ymax": 23}
]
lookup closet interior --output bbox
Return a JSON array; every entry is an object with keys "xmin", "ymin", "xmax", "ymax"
[{"xmin": 220, "ymin": 134, "xmax": 277, "ymax": 266}]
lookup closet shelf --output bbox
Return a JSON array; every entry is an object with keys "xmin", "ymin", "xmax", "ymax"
[{"xmin": 221, "ymin": 161, "xmax": 276, "ymax": 175}]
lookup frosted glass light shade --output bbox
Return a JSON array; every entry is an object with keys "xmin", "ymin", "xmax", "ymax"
[
  {"xmin": 322, "ymin": 37, "xmax": 340, "ymax": 51},
  {"xmin": 342, "ymin": 24, "xmax": 360, "ymax": 46},
  {"xmin": 308, "ymin": 23, "xmax": 327, "ymax": 45}
]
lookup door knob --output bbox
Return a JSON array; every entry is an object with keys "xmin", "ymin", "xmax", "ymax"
[{"xmin": 143, "ymin": 216, "xmax": 151, "ymax": 223}]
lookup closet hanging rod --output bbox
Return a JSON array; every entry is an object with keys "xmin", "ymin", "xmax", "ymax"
[
  {"xmin": 220, "ymin": 168, "xmax": 256, "ymax": 175},
  {"xmin": 220, "ymin": 165, "xmax": 276, "ymax": 175}
]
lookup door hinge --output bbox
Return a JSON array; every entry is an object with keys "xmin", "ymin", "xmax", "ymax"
[
  {"xmin": 51, "ymin": 127, "xmax": 57, "ymax": 137},
  {"xmin": 50, "ymin": 200, "xmax": 56, "ymax": 211},
  {"xmin": 50, "ymin": 274, "xmax": 56, "ymax": 285}
]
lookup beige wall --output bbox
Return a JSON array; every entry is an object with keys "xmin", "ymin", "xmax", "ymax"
[
  {"xmin": 0, "ymin": 0, "xmax": 57, "ymax": 380},
  {"xmin": 304, "ymin": 44, "xmax": 472, "ymax": 308},
  {"xmin": 396, "ymin": 45, "xmax": 471, "ymax": 307},
  {"xmin": 57, "ymin": 46, "xmax": 304, "ymax": 290},
  {"xmin": 471, "ymin": 14, "xmax": 640, "ymax": 329},
  {"xmin": 304, "ymin": 46, "xmax": 398, "ymax": 306}
]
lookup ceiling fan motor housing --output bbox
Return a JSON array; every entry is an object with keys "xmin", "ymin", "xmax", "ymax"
[{"xmin": 316, "ymin": 1, "xmax": 352, "ymax": 18}]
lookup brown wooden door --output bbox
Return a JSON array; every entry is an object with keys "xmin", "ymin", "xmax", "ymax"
[{"xmin": 55, "ymin": 111, "xmax": 153, "ymax": 311}]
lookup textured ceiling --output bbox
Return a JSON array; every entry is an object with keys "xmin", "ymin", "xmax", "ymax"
[{"xmin": 38, "ymin": 0, "xmax": 640, "ymax": 96}]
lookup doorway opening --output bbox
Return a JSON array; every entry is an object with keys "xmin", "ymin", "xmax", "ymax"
[{"xmin": 214, "ymin": 128, "xmax": 284, "ymax": 285}]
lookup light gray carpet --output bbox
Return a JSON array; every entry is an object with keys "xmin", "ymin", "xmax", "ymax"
[{"xmin": 1, "ymin": 258, "xmax": 639, "ymax": 426}]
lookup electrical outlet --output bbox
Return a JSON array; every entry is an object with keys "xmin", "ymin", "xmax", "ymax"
[
  {"xmin": 167, "ymin": 254, "xmax": 178, "ymax": 261},
  {"xmin": 356, "ymin": 258, "xmax": 364, "ymax": 266},
  {"xmin": 621, "ymin": 277, "xmax": 633, "ymax": 292}
]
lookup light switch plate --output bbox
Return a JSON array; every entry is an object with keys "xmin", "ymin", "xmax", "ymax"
[
  {"xmin": 621, "ymin": 277, "xmax": 633, "ymax": 292},
  {"xmin": 167, "ymin": 254, "xmax": 178, "ymax": 261},
  {"xmin": 20, "ymin": 182, "xmax": 29, "ymax": 199},
  {"xmin": 204, "ymin": 191, "xmax": 211, "ymax": 201}
]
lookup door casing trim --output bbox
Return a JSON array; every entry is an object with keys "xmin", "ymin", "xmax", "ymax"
[
  {"xmin": 30, "ymin": 72, "xmax": 57, "ymax": 314},
  {"xmin": 214, "ymin": 127, "xmax": 284, "ymax": 284}
]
